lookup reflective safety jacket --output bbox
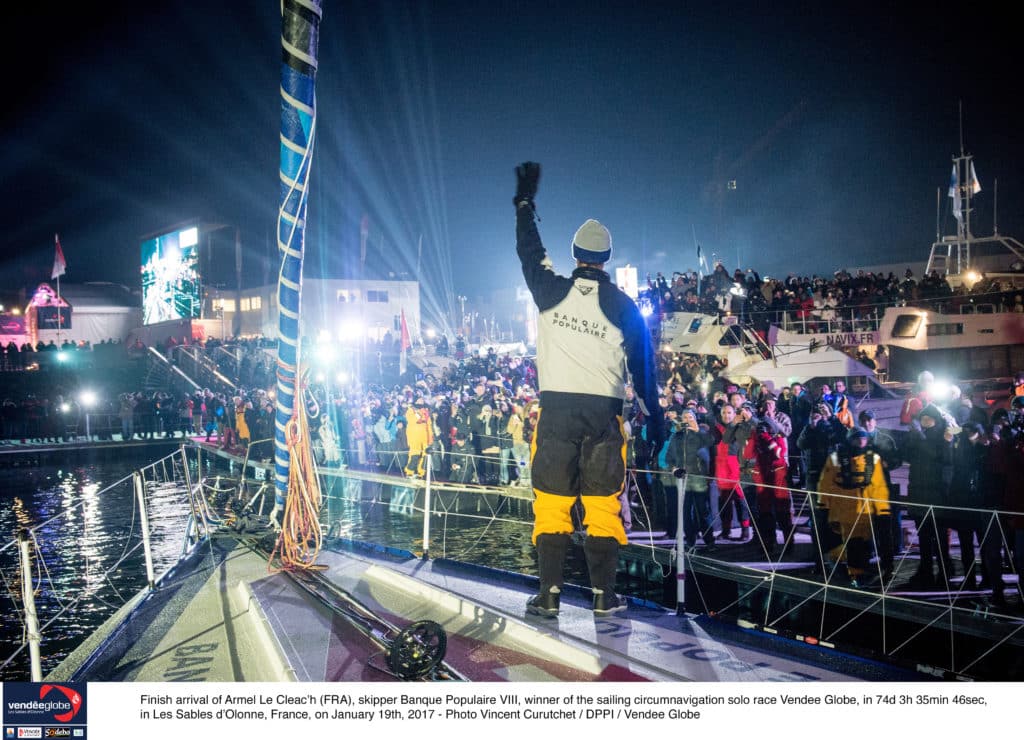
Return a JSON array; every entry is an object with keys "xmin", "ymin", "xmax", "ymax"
[{"xmin": 817, "ymin": 449, "xmax": 890, "ymax": 540}]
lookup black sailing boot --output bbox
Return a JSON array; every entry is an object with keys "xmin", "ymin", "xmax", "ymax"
[
  {"xmin": 585, "ymin": 535, "xmax": 627, "ymax": 616},
  {"xmin": 527, "ymin": 533, "xmax": 571, "ymax": 617}
]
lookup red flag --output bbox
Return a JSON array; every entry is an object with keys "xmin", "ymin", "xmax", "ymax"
[
  {"xmin": 400, "ymin": 308, "xmax": 412, "ymax": 351},
  {"xmin": 52, "ymin": 234, "xmax": 67, "ymax": 280}
]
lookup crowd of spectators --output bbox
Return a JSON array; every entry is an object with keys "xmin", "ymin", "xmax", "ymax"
[
  {"xmin": 2, "ymin": 257, "xmax": 1024, "ymax": 602},
  {"xmin": 635, "ymin": 365, "xmax": 1023, "ymax": 598},
  {"xmin": 0, "ymin": 337, "xmax": 131, "ymax": 371},
  {"xmin": 639, "ymin": 263, "xmax": 1024, "ymax": 339}
]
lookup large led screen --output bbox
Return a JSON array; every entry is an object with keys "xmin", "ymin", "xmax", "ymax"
[{"xmin": 141, "ymin": 226, "xmax": 201, "ymax": 325}]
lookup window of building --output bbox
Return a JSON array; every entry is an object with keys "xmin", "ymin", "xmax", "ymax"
[
  {"xmin": 367, "ymin": 290, "xmax": 389, "ymax": 303},
  {"xmin": 240, "ymin": 298, "xmax": 251, "ymax": 312},
  {"xmin": 337, "ymin": 290, "xmax": 360, "ymax": 303}
]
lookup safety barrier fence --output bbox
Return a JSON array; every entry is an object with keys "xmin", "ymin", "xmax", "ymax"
[{"xmin": 0, "ymin": 412, "xmax": 204, "ymax": 444}]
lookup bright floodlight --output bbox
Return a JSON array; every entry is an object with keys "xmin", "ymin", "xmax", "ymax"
[
  {"xmin": 424, "ymin": 327, "xmax": 437, "ymax": 340},
  {"xmin": 929, "ymin": 380, "xmax": 951, "ymax": 400},
  {"xmin": 179, "ymin": 226, "xmax": 199, "ymax": 248},
  {"xmin": 640, "ymin": 304, "xmax": 654, "ymax": 317},
  {"xmin": 56, "ymin": 351, "xmax": 68, "ymax": 363},
  {"xmin": 315, "ymin": 372, "xmax": 326, "ymax": 383},
  {"xmin": 60, "ymin": 402, "xmax": 71, "ymax": 413},
  {"xmin": 336, "ymin": 372, "xmax": 348, "ymax": 385},
  {"xmin": 337, "ymin": 319, "xmax": 363, "ymax": 343},
  {"xmin": 80, "ymin": 390, "xmax": 97, "ymax": 408},
  {"xmin": 315, "ymin": 343, "xmax": 337, "ymax": 364}
]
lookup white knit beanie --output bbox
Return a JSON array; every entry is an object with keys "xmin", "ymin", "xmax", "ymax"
[{"xmin": 571, "ymin": 219, "xmax": 612, "ymax": 264}]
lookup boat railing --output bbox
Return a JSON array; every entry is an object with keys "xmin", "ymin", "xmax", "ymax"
[
  {"xmin": 0, "ymin": 445, "xmax": 204, "ymax": 681},
  {"xmin": 668, "ymin": 285, "xmax": 1024, "ymax": 338},
  {"xmin": 777, "ymin": 308, "xmax": 884, "ymax": 335},
  {"xmin": 6, "ymin": 439, "xmax": 1023, "ymax": 680},
  {"xmin": 957, "ymin": 302, "xmax": 998, "ymax": 314},
  {"xmin": 288, "ymin": 448, "xmax": 1024, "ymax": 677}
]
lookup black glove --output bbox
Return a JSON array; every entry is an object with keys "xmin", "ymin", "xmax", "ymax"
[
  {"xmin": 672, "ymin": 467, "xmax": 686, "ymax": 479},
  {"xmin": 514, "ymin": 161, "xmax": 541, "ymax": 208}
]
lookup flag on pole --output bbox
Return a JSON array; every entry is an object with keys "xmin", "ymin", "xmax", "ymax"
[
  {"xmin": 697, "ymin": 243, "xmax": 709, "ymax": 273},
  {"xmin": 400, "ymin": 309, "xmax": 412, "ymax": 351},
  {"xmin": 948, "ymin": 164, "xmax": 962, "ymax": 222},
  {"xmin": 399, "ymin": 308, "xmax": 411, "ymax": 375},
  {"xmin": 969, "ymin": 161, "xmax": 981, "ymax": 195},
  {"xmin": 52, "ymin": 234, "xmax": 67, "ymax": 280}
]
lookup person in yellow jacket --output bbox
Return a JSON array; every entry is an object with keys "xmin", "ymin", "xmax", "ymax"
[
  {"xmin": 404, "ymin": 398, "xmax": 434, "ymax": 477},
  {"xmin": 816, "ymin": 427, "xmax": 891, "ymax": 587},
  {"xmin": 234, "ymin": 397, "xmax": 251, "ymax": 448}
]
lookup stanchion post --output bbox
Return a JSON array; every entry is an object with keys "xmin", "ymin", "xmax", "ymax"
[
  {"xmin": 676, "ymin": 474, "xmax": 687, "ymax": 615},
  {"xmin": 134, "ymin": 471, "xmax": 157, "ymax": 589},
  {"xmin": 17, "ymin": 529, "xmax": 43, "ymax": 681},
  {"xmin": 422, "ymin": 455, "xmax": 432, "ymax": 560},
  {"xmin": 180, "ymin": 443, "xmax": 195, "ymax": 500}
]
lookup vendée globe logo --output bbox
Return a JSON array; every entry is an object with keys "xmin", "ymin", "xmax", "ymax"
[
  {"xmin": 38, "ymin": 686, "xmax": 82, "ymax": 723},
  {"xmin": 3, "ymin": 683, "xmax": 86, "ymax": 727}
]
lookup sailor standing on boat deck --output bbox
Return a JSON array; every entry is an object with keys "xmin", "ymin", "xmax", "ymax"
[{"xmin": 513, "ymin": 161, "xmax": 663, "ymax": 618}]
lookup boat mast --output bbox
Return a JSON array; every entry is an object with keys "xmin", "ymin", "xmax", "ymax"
[
  {"xmin": 994, "ymin": 177, "xmax": 999, "ymax": 235},
  {"xmin": 927, "ymin": 107, "xmax": 1024, "ymax": 281},
  {"xmin": 274, "ymin": 0, "xmax": 322, "ymax": 518},
  {"xmin": 952, "ymin": 151, "xmax": 972, "ymax": 273},
  {"xmin": 946, "ymin": 104, "xmax": 974, "ymax": 276}
]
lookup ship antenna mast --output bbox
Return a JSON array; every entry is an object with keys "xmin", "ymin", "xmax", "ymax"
[{"xmin": 958, "ymin": 99, "xmax": 964, "ymax": 158}]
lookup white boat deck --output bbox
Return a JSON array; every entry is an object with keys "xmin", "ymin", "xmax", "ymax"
[{"xmin": 49, "ymin": 529, "xmax": 921, "ymax": 683}]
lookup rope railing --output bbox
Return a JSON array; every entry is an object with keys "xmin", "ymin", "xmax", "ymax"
[
  {"xmin": 0, "ymin": 447, "xmax": 199, "ymax": 680},
  {"xmin": 5, "ymin": 437, "xmax": 1022, "ymax": 680},
  {"xmin": 300, "ymin": 455, "xmax": 1024, "ymax": 676}
]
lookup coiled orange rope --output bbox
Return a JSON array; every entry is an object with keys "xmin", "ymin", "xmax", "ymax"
[{"xmin": 269, "ymin": 372, "xmax": 324, "ymax": 572}]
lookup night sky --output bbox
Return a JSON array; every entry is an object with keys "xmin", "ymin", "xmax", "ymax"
[{"xmin": 2, "ymin": 1, "xmax": 1022, "ymax": 321}]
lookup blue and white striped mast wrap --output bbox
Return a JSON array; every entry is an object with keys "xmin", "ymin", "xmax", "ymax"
[{"xmin": 275, "ymin": 0, "xmax": 322, "ymax": 514}]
